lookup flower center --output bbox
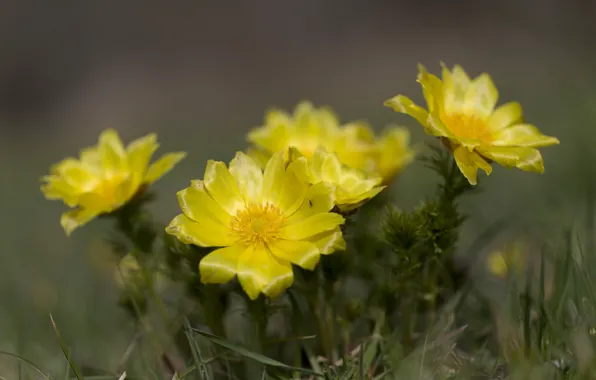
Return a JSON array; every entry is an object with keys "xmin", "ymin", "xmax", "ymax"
[
  {"xmin": 442, "ymin": 113, "xmax": 493, "ymax": 142},
  {"xmin": 230, "ymin": 203, "xmax": 285, "ymax": 246},
  {"xmin": 94, "ymin": 172, "xmax": 128, "ymax": 204}
]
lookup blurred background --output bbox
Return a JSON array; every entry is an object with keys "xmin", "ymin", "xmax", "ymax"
[{"xmin": 1, "ymin": 0, "xmax": 595, "ymax": 375}]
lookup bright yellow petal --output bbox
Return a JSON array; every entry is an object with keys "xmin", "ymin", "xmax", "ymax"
[
  {"xmin": 199, "ymin": 244, "xmax": 244, "ymax": 284},
  {"xmin": 177, "ymin": 181, "xmax": 232, "ymax": 226},
  {"xmin": 247, "ymin": 110, "xmax": 290, "ymax": 152},
  {"xmin": 463, "ymin": 73, "xmax": 499, "ymax": 120},
  {"xmin": 52, "ymin": 159, "xmax": 98, "ymax": 191},
  {"xmin": 288, "ymin": 182, "xmax": 336, "ymax": 223},
  {"xmin": 487, "ymin": 102, "xmax": 523, "ymax": 131},
  {"xmin": 318, "ymin": 150, "xmax": 342, "ymax": 184},
  {"xmin": 268, "ymin": 239, "xmax": 320, "ymax": 270},
  {"xmin": 417, "ymin": 64, "xmax": 444, "ymax": 112},
  {"xmin": 476, "ymin": 146, "xmax": 544, "ymax": 173},
  {"xmin": 238, "ymin": 245, "xmax": 294, "ymax": 300},
  {"xmin": 60, "ymin": 208, "xmax": 100, "ymax": 236},
  {"xmin": 202, "ymin": 160, "xmax": 244, "ymax": 215},
  {"xmin": 492, "ymin": 124, "xmax": 560, "ymax": 148},
  {"xmin": 441, "ymin": 63, "xmax": 471, "ymax": 114},
  {"xmin": 262, "ymin": 151, "xmax": 307, "ymax": 216},
  {"xmin": 383, "ymin": 95, "xmax": 429, "ymax": 127},
  {"xmin": 80, "ymin": 147, "xmax": 101, "ymax": 167},
  {"xmin": 127, "ymin": 133, "xmax": 158, "ymax": 174},
  {"xmin": 427, "ymin": 113, "xmax": 455, "ymax": 138},
  {"xmin": 40, "ymin": 177, "xmax": 80, "ymax": 206},
  {"xmin": 144, "ymin": 152, "xmax": 186, "ymax": 184},
  {"xmin": 126, "ymin": 133, "xmax": 158, "ymax": 190},
  {"xmin": 165, "ymin": 214, "xmax": 235, "ymax": 247},
  {"xmin": 308, "ymin": 227, "xmax": 346, "ymax": 255},
  {"xmin": 229, "ymin": 152, "xmax": 264, "ymax": 205},
  {"xmin": 279, "ymin": 213, "xmax": 344, "ymax": 241},
  {"xmin": 98, "ymin": 129, "xmax": 128, "ymax": 172},
  {"xmin": 452, "ymin": 145, "xmax": 492, "ymax": 185}
]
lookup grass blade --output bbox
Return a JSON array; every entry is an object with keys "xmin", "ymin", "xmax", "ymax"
[
  {"xmin": 190, "ymin": 327, "xmax": 323, "ymax": 377},
  {"xmin": 0, "ymin": 351, "xmax": 52, "ymax": 380},
  {"xmin": 50, "ymin": 314, "xmax": 83, "ymax": 380}
]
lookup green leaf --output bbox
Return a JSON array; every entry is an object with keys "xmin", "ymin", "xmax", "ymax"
[{"xmin": 189, "ymin": 327, "xmax": 323, "ymax": 377}]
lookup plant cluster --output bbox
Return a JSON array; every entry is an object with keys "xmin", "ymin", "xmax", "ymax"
[{"xmin": 32, "ymin": 63, "xmax": 570, "ymax": 380}]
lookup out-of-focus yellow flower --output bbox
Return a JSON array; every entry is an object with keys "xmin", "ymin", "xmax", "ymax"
[
  {"xmin": 166, "ymin": 150, "xmax": 346, "ymax": 300},
  {"xmin": 247, "ymin": 101, "xmax": 340, "ymax": 160},
  {"xmin": 487, "ymin": 241, "xmax": 526, "ymax": 278},
  {"xmin": 41, "ymin": 129, "xmax": 186, "ymax": 235},
  {"xmin": 334, "ymin": 122, "xmax": 415, "ymax": 185},
  {"xmin": 298, "ymin": 148, "xmax": 385, "ymax": 212},
  {"xmin": 385, "ymin": 63, "xmax": 559, "ymax": 185},
  {"xmin": 247, "ymin": 101, "xmax": 414, "ymax": 185}
]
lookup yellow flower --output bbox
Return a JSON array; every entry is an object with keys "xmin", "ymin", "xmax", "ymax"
[
  {"xmin": 300, "ymin": 148, "xmax": 386, "ymax": 212},
  {"xmin": 384, "ymin": 63, "xmax": 560, "ymax": 185},
  {"xmin": 487, "ymin": 241, "xmax": 526, "ymax": 278},
  {"xmin": 334, "ymin": 122, "xmax": 415, "ymax": 184},
  {"xmin": 165, "ymin": 150, "xmax": 346, "ymax": 300},
  {"xmin": 247, "ymin": 102, "xmax": 414, "ymax": 185},
  {"xmin": 247, "ymin": 101, "xmax": 340, "ymax": 161},
  {"xmin": 41, "ymin": 129, "xmax": 186, "ymax": 235}
]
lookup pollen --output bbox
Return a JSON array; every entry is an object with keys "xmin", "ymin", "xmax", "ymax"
[
  {"xmin": 230, "ymin": 203, "xmax": 285, "ymax": 246},
  {"xmin": 442, "ymin": 113, "xmax": 494, "ymax": 143}
]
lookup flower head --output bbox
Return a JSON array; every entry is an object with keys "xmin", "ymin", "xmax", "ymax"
[
  {"xmin": 165, "ymin": 150, "xmax": 346, "ymax": 300},
  {"xmin": 41, "ymin": 129, "xmax": 186, "ymax": 235},
  {"xmin": 300, "ymin": 148, "xmax": 385, "ymax": 212},
  {"xmin": 385, "ymin": 63, "xmax": 559, "ymax": 185},
  {"xmin": 247, "ymin": 101, "xmax": 414, "ymax": 185},
  {"xmin": 247, "ymin": 101, "xmax": 340, "ymax": 163},
  {"xmin": 334, "ymin": 122, "xmax": 415, "ymax": 185}
]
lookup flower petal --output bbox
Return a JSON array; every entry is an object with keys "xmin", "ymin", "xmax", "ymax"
[
  {"xmin": 452, "ymin": 145, "xmax": 492, "ymax": 185},
  {"xmin": 41, "ymin": 177, "xmax": 80, "ymax": 206},
  {"xmin": 463, "ymin": 73, "xmax": 499, "ymax": 120},
  {"xmin": 60, "ymin": 208, "xmax": 100, "ymax": 236},
  {"xmin": 98, "ymin": 129, "xmax": 128, "ymax": 172},
  {"xmin": 165, "ymin": 214, "xmax": 235, "ymax": 247},
  {"xmin": 199, "ymin": 244, "xmax": 244, "ymax": 284},
  {"xmin": 383, "ymin": 95, "xmax": 429, "ymax": 127},
  {"xmin": 247, "ymin": 110, "xmax": 291, "ymax": 152},
  {"xmin": 126, "ymin": 133, "xmax": 158, "ymax": 190},
  {"xmin": 287, "ymin": 182, "xmax": 336, "ymax": 223},
  {"xmin": 229, "ymin": 151, "xmax": 264, "ymax": 205},
  {"xmin": 492, "ymin": 124, "xmax": 560, "ymax": 148},
  {"xmin": 279, "ymin": 213, "xmax": 345, "ymax": 240},
  {"xmin": 441, "ymin": 63, "xmax": 471, "ymax": 115},
  {"xmin": 177, "ymin": 181, "xmax": 232, "ymax": 226},
  {"xmin": 127, "ymin": 133, "xmax": 158, "ymax": 174},
  {"xmin": 427, "ymin": 113, "xmax": 455, "ymax": 138},
  {"xmin": 262, "ymin": 150, "xmax": 307, "ymax": 216},
  {"xmin": 144, "ymin": 152, "xmax": 186, "ymax": 184},
  {"xmin": 268, "ymin": 239, "xmax": 320, "ymax": 270},
  {"xmin": 308, "ymin": 227, "xmax": 346, "ymax": 255},
  {"xmin": 202, "ymin": 160, "xmax": 244, "ymax": 215},
  {"xmin": 238, "ymin": 245, "xmax": 294, "ymax": 300},
  {"xmin": 417, "ymin": 64, "xmax": 444, "ymax": 112},
  {"xmin": 487, "ymin": 102, "xmax": 523, "ymax": 131},
  {"xmin": 476, "ymin": 146, "xmax": 544, "ymax": 173}
]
